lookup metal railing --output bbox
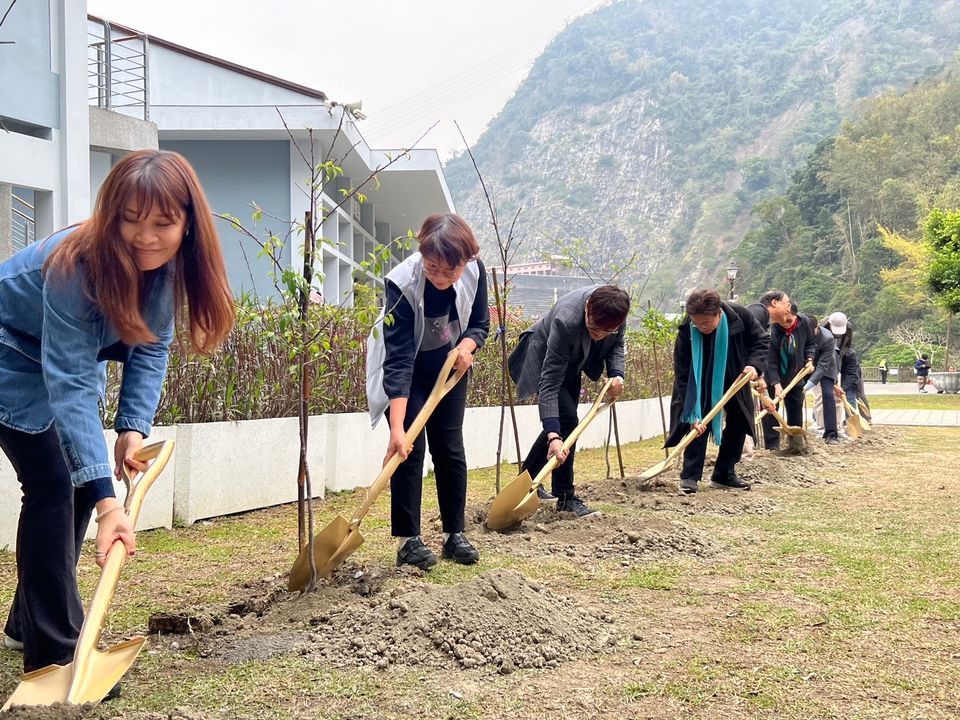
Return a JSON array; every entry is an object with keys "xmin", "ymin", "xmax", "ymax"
[
  {"xmin": 88, "ymin": 19, "xmax": 150, "ymax": 120},
  {"xmin": 11, "ymin": 194, "xmax": 36, "ymax": 253}
]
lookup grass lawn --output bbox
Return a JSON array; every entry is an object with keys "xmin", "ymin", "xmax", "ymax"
[
  {"xmin": 1, "ymin": 427, "xmax": 959, "ymax": 719},
  {"xmin": 865, "ymin": 393, "xmax": 960, "ymax": 410}
]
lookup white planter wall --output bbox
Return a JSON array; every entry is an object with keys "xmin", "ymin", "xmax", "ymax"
[{"xmin": 0, "ymin": 397, "xmax": 672, "ymax": 548}]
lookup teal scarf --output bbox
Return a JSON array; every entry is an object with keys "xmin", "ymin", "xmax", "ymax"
[{"xmin": 681, "ymin": 312, "xmax": 729, "ymax": 444}]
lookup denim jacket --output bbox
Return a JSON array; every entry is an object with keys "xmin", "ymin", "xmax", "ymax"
[{"xmin": 0, "ymin": 228, "xmax": 174, "ymax": 487}]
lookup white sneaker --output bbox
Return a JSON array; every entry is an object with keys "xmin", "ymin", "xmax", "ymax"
[{"xmin": 3, "ymin": 635, "xmax": 23, "ymax": 651}]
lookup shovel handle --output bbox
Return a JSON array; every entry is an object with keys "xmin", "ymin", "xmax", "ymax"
[
  {"xmin": 73, "ymin": 441, "xmax": 174, "ymax": 686},
  {"xmin": 659, "ymin": 370, "xmax": 753, "ymax": 470},
  {"xmin": 752, "ymin": 387, "xmax": 789, "ymax": 428},
  {"xmin": 353, "ymin": 348, "xmax": 467, "ymax": 524},
  {"xmin": 529, "ymin": 377, "xmax": 618, "ymax": 488}
]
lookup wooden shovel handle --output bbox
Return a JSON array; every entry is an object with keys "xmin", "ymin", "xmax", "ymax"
[
  {"xmin": 752, "ymin": 387, "xmax": 793, "ymax": 430},
  {"xmin": 529, "ymin": 377, "xmax": 618, "ymax": 488},
  {"xmin": 777, "ymin": 365, "xmax": 814, "ymax": 400},
  {"xmin": 76, "ymin": 440, "xmax": 174, "ymax": 669},
  {"xmin": 661, "ymin": 370, "xmax": 753, "ymax": 468},
  {"xmin": 351, "ymin": 348, "xmax": 467, "ymax": 525},
  {"xmin": 840, "ymin": 393, "xmax": 857, "ymax": 415}
]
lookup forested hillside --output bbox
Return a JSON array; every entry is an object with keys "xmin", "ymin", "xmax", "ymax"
[
  {"xmin": 737, "ymin": 65, "xmax": 960, "ymax": 359},
  {"xmin": 445, "ymin": 0, "xmax": 960, "ymax": 307}
]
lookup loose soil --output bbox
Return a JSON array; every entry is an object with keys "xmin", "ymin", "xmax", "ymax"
[
  {"xmin": 205, "ymin": 569, "xmax": 616, "ymax": 675},
  {"xmin": 3, "ymin": 425, "xmax": 958, "ymax": 719}
]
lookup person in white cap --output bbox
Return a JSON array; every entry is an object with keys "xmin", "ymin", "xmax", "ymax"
[{"xmin": 826, "ymin": 312, "xmax": 863, "ymax": 417}]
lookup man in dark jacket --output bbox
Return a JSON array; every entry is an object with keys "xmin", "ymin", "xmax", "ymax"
[
  {"xmin": 767, "ymin": 303, "xmax": 816, "ymax": 452},
  {"xmin": 509, "ymin": 285, "xmax": 629, "ymax": 517},
  {"xmin": 745, "ymin": 289, "xmax": 792, "ymax": 450},
  {"xmin": 667, "ymin": 288, "xmax": 769, "ymax": 494},
  {"xmin": 803, "ymin": 315, "xmax": 840, "ymax": 444}
]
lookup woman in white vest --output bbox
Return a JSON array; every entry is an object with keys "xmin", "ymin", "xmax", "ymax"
[{"xmin": 366, "ymin": 214, "xmax": 489, "ymax": 570}]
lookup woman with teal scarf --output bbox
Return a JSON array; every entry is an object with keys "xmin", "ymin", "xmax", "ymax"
[{"xmin": 666, "ymin": 289, "xmax": 770, "ymax": 495}]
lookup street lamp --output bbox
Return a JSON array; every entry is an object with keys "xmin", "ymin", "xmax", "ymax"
[{"xmin": 725, "ymin": 261, "xmax": 739, "ymax": 300}]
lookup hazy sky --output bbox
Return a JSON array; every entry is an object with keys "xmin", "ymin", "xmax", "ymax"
[{"xmin": 87, "ymin": 0, "xmax": 606, "ymax": 158}]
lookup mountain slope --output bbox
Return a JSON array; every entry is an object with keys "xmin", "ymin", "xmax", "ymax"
[{"xmin": 445, "ymin": 0, "xmax": 960, "ymax": 302}]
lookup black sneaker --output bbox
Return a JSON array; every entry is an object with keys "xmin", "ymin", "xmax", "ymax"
[
  {"xmin": 824, "ymin": 436, "xmax": 842, "ymax": 445},
  {"xmin": 104, "ymin": 682, "xmax": 122, "ymax": 702},
  {"xmin": 536, "ymin": 484, "xmax": 556, "ymax": 501},
  {"xmin": 556, "ymin": 494, "xmax": 600, "ymax": 518},
  {"xmin": 441, "ymin": 533, "xmax": 480, "ymax": 565},
  {"xmin": 710, "ymin": 474, "xmax": 751, "ymax": 491},
  {"xmin": 396, "ymin": 537, "xmax": 437, "ymax": 570},
  {"xmin": 679, "ymin": 477, "xmax": 699, "ymax": 494}
]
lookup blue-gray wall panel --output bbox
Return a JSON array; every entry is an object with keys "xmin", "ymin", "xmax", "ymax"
[
  {"xmin": 0, "ymin": 0, "xmax": 59, "ymax": 128},
  {"xmin": 160, "ymin": 140, "xmax": 291, "ymax": 298}
]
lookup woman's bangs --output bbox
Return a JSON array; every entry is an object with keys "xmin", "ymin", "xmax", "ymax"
[{"xmin": 125, "ymin": 169, "xmax": 188, "ymax": 221}]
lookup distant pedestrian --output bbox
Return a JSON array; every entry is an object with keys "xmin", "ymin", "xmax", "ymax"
[
  {"xmin": 879, "ymin": 358, "xmax": 888, "ymax": 384},
  {"xmin": 915, "ymin": 353, "xmax": 932, "ymax": 393}
]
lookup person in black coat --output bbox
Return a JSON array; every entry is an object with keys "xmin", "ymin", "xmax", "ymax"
[
  {"xmin": 509, "ymin": 285, "xmax": 629, "ymax": 517},
  {"xmin": 766, "ymin": 302, "xmax": 816, "ymax": 452},
  {"xmin": 745, "ymin": 289, "xmax": 792, "ymax": 450},
  {"xmin": 667, "ymin": 289, "xmax": 769, "ymax": 494}
]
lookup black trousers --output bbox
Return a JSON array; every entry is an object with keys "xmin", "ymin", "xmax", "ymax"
[
  {"xmin": 0, "ymin": 424, "xmax": 97, "ymax": 672},
  {"xmin": 681, "ymin": 406, "xmax": 750, "ymax": 483},
  {"xmin": 389, "ymin": 372, "xmax": 469, "ymax": 537},
  {"xmin": 763, "ymin": 381, "xmax": 805, "ymax": 448},
  {"xmin": 521, "ymin": 375, "xmax": 581, "ymax": 498},
  {"xmin": 760, "ymin": 384, "xmax": 780, "ymax": 449},
  {"xmin": 820, "ymin": 377, "xmax": 838, "ymax": 440}
]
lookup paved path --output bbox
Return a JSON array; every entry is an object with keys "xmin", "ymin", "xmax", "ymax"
[
  {"xmin": 862, "ymin": 381, "xmax": 928, "ymax": 395},
  {"xmin": 798, "ymin": 383, "xmax": 960, "ymax": 427},
  {"xmin": 867, "ymin": 409, "xmax": 960, "ymax": 427}
]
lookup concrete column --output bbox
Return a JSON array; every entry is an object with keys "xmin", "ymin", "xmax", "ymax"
[
  {"xmin": 56, "ymin": 0, "xmax": 90, "ymax": 226},
  {"xmin": 0, "ymin": 183, "xmax": 12, "ymax": 261}
]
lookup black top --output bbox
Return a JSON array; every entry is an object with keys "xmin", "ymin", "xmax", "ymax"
[{"xmin": 382, "ymin": 259, "xmax": 489, "ymax": 398}]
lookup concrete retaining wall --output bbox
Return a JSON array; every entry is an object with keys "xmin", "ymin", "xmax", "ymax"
[{"xmin": 0, "ymin": 397, "xmax": 670, "ymax": 548}]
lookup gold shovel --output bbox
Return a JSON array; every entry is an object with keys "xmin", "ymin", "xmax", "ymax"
[
  {"xmin": 288, "ymin": 348, "xmax": 466, "ymax": 591},
  {"xmin": 751, "ymin": 388, "xmax": 808, "ymax": 437},
  {"xmin": 755, "ymin": 365, "xmax": 814, "ymax": 423},
  {"xmin": 486, "ymin": 378, "xmax": 617, "ymax": 531},
  {"xmin": 840, "ymin": 394, "xmax": 868, "ymax": 437},
  {"xmin": 3, "ymin": 440, "xmax": 175, "ymax": 711},
  {"xmin": 638, "ymin": 371, "xmax": 752, "ymax": 482}
]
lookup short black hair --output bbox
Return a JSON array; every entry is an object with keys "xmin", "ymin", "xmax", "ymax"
[
  {"xmin": 587, "ymin": 285, "xmax": 631, "ymax": 329},
  {"xmin": 758, "ymin": 289, "xmax": 787, "ymax": 307},
  {"xmin": 685, "ymin": 288, "xmax": 722, "ymax": 316}
]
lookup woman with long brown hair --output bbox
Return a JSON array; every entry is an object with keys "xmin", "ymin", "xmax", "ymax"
[{"xmin": 0, "ymin": 149, "xmax": 234, "ymax": 683}]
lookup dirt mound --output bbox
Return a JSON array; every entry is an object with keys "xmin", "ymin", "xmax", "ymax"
[
  {"xmin": 210, "ymin": 569, "xmax": 616, "ymax": 675},
  {"xmin": 580, "ymin": 477, "xmax": 780, "ymax": 516},
  {"xmin": 466, "ymin": 505, "xmax": 714, "ymax": 564}
]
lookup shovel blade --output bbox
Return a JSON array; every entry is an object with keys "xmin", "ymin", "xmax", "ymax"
[
  {"xmin": 639, "ymin": 458, "xmax": 671, "ymax": 481},
  {"xmin": 846, "ymin": 415, "xmax": 862, "ymax": 439},
  {"xmin": 288, "ymin": 515, "xmax": 359, "ymax": 591},
  {"xmin": 2, "ymin": 639, "xmax": 144, "ymax": 710},
  {"xmin": 487, "ymin": 470, "xmax": 539, "ymax": 531}
]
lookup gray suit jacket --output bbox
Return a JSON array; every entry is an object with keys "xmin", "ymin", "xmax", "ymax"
[{"xmin": 509, "ymin": 286, "xmax": 626, "ymax": 423}]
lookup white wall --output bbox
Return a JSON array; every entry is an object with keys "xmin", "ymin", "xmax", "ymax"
[{"xmin": 0, "ymin": 397, "xmax": 671, "ymax": 548}]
